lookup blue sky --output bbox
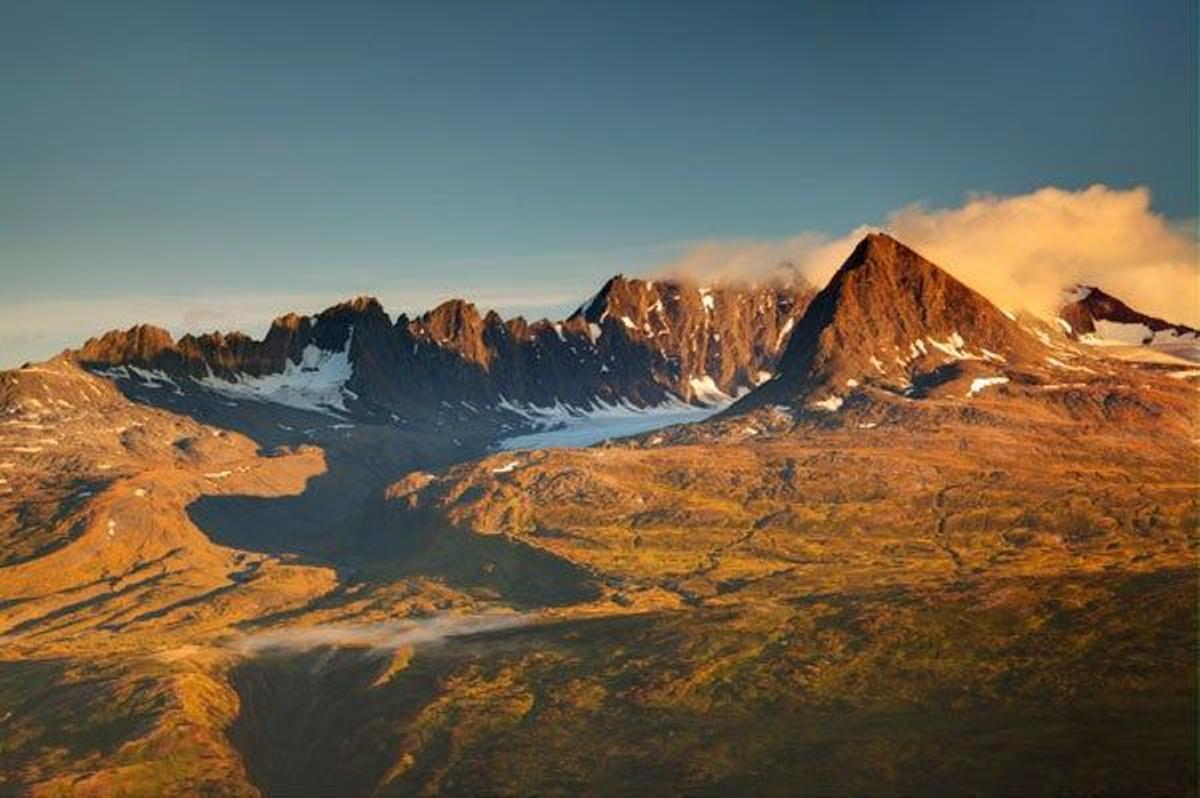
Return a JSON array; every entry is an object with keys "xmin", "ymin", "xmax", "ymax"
[{"xmin": 1, "ymin": 0, "xmax": 1195, "ymax": 366}]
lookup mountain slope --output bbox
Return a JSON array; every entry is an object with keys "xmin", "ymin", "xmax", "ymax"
[{"xmin": 368, "ymin": 376, "xmax": 1196, "ymax": 796}]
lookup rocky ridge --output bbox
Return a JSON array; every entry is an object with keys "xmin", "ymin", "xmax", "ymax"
[{"xmin": 75, "ymin": 277, "xmax": 814, "ymax": 425}]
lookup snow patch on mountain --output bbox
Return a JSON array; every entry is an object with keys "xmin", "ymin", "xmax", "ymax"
[
  {"xmin": 966, "ymin": 376, "xmax": 1009, "ymax": 396},
  {"xmin": 1086, "ymin": 320, "xmax": 1155, "ymax": 345},
  {"xmin": 93, "ymin": 365, "xmax": 185, "ymax": 396},
  {"xmin": 776, "ymin": 318, "xmax": 794, "ymax": 348},
  {"xmin": 688, "ymin": 375, "xmax": 731, "ymax": 405},
  {"xmin": 926, "ymin": 333, "xmax": 974, "ymax": 360},
  {"xmin": 1077, "ymin": 323, "xmax": 1200, "ymax": 363},
  {"xmin": 810, "ymin": 395, "xmax": 844, "ymax": 412},
  {"xmin": 199, "ymin": 329, "xmax": 356, "ymax": 415}
]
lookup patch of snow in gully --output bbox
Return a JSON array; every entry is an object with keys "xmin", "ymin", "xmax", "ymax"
[
  {"xmin": 810, "ymin": 395, "xmax": 844, "ymax": 412},
  {"xmin": 966, "ymin": 376, "xmax": 1009, "ymax": 396},
  {"xmin": 775, "ymin": 317, "xmax": 795, "ymax": 348},
  {"xmin": 688, "ymin": 375, "xmax": 731, "ymax": 404}
]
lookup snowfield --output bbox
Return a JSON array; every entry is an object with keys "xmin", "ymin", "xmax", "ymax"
[
  {"xmin": 1087, "ymin": 320, "xmax": 1154, "ymax": 345},
  {"xmin": 199, "ymin": 330, "xmax": 356, "ymax": 415},
  {"xmin": 498, "ymin": 397, "xmax": 727, "ymax": 450},
  {"xmin": 1078, "ymin": 322, "xmax": 1200, "ymax": 362}
]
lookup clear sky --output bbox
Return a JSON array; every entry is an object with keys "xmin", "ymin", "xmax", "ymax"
[{"xmin": 1, "ymin": 0, "xmax": 1195, "ymax": 366}]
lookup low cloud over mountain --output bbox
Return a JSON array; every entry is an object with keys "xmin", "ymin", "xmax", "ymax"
[{"xmin": 656, "ymin": 184, "xmax": 1199, "ymax": 327}]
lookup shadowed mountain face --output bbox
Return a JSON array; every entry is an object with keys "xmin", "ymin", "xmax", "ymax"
[{"xmin": 75, "ymin": 276, "xmax": 814, "ymax": 423}]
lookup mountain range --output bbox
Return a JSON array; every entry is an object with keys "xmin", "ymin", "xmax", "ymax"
[
  {"xmin": 74, "ymin": 276, "xmax": 813, "ymax": 429},
  {"xmin": 42, "ymin": 233, "xmax": 1195, "ymax": 441},
  {"xmin": 0, "ymin": 233, "xmax": 1195, "ymax": 796}
]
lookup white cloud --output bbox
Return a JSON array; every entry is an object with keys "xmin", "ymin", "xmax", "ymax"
[
  {"xmin": 230, "ymin": 611, "xmax": 535, "ymax": 656},
  {"xmin": 656, "ymin": 185, "xmax": 1200, "ymax": 326},
  {"xmin": 884, "ymin": 185, "xmax": 1198, "ymax": 325}
]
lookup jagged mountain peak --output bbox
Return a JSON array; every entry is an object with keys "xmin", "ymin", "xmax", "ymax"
[
  {"xmin": 571, "ymin": 272, "xmax": 810, "ymax": 333},
  {"xmin": 419, "ymin": 298, "xmax": 486, "ymax": 337},
  {"xmin": 270, "ymin": 311, "xmax": 308, "ymax": 331},
  {"xmin": 573, "ymin": 273, "xmax": 630, "ymax": 320},
  {"xmin": 78, "ymin": 324, "xmax": 176, "ymax": 366},
  {"xmin": 320, "ymin": 295, "xmax": 388, "ymax": 321},
  {"xmin": 417, "ymin": 298, "xmax": 490, "ymax": 341}
]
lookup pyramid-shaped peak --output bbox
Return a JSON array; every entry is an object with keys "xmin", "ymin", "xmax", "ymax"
[
  {"xmin": 852, "ymin": 230, "xmax": 903, "ymax": 257},
  {"xmin": 733, "ymin": 234, "xmax": 1047, "ymax": 413},
  {"xmin": 573, "ymin": 274, "xmax": 629, "ymax": 321},
  {"xmin": 839, "ymin": 232, "xmax": 945, "ymax": 276},
  {"xmin": 820, "ymin": 232, "xmax": 1007, "ymax": 320}
]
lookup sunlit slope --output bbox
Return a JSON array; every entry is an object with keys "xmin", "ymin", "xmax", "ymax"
[{"xmin": 400, "ymin": 418, "xmax": 1196, "ymax": 607}]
